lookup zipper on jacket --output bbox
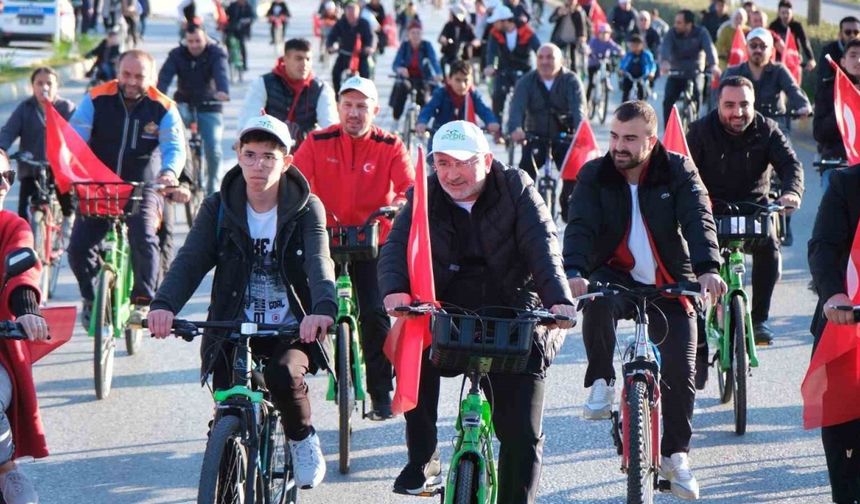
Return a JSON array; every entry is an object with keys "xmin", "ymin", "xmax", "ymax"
[
  {"xmin": 130, "ymin": 119, "xmax": 140, "ymax": 150},
  {"xmin": 115, "ymin": 99, "xmax": 131, "ymax": 178}
]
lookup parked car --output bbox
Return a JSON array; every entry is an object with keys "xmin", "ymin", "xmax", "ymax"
[{"xmin": 0, "ymin": 0, "xmax": 76, "ymax": 45}]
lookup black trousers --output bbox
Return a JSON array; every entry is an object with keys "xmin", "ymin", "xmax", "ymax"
[
  {"xmin": 621, "ymin": 75, "xmax": 649, "ymax": 102},
  {"xmin": 16, "ymin": 176, "xmax": 74, "ymax": 220},
  {"xmin": 747, "ymin": 230, "xmax": 781, "ymax": 324},
  {"xmin": 490, "ymin": 70, "xmax": 519, "ymax": 119},
  {"xmin": 405, "ymin": 349, "xmax": 545, "ymax": 504},
  {"xmin": 823, "ymin": 420, "xmax": 860, "ymax": 503},
  {"xmin": 332, "ymin": 53, "xmax": 371, "ymax": 94},
  {"xmin": 581, "ymin": 267, "xmax": 697, "ymax": 455},
  {"xmin": 518, "ymin": 138, "xmax": 568, "ymax": 181},
  {"xmin": 347, "ymin": 258, "xmax": 392, "ymax": 396},
  {"xmin": 662, "ymin": 75, "xmax": 704, "ymax": 128},
  {"xmin": 389, "ymin": 77, "xmax": 430, "ymax": 121}
]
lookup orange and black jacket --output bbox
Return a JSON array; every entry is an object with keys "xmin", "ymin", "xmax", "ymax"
[{"xmin": 485, "ymin": 24, "xmax": 541, "ymax": 73}]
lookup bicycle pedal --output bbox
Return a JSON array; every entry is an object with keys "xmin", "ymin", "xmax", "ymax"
[{"xmin": 657, "ymin": 479, "xmax": 673, "ymax": 492}]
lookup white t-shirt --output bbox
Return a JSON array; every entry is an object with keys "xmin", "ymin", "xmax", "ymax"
[
  {"xmin": 627, "ymin": 184, "xmax": 657, "ymax": 285},
  {"xmin": 542, "ymin": 78, "xmax": 555, "ymax": 91},
  {"xmin": 244, "ymin": 204, "xmax": 296, "ymax": 326},
  {"xmin": 505, "ymin": 29, "xmax": 517, "ymax": 51},
  {"xmin": 454, "ymin": 200, "xmax": 476, "ymax": 213}
]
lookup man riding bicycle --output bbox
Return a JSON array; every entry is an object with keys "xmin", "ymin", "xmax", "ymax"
[
  {"xmin": 68, "ymin": 49, "xmax": 186, "ymax": 330},
  {"xmin": 389, "ymin": 21, "xmax": 443, "ymax": 121},
  {"xmin": 224, "ymin": 0, "xmax": 255, "ymax": 72},
  {"xmin": 292, "ymin": 77, "xmax": 414, "ymax": 420},
  {"xmin": 379, "ymin": 120, "xmax": 576, "ymax": 502},
  {"xmin": 483, "ymin": 4, "xmax": 541, "ymax": 118},
  {"xmin": 508, "ymin": 43, "xmax": 585, "ymax": 187},
  {"xmin": 148, "ymin": 115, "xmax": 336, "ymax": 491},
  {"xmin": 659, "ymin": 9, "xmax": 720, "ymax": 127},
  {"xmin": 239, "ymin": 38, "xmax": 338, "ymax": 151},
  {"xmin": 686, "ymin": 76, "xmax": 803, "ymax": 350},
  {"xmin": 565, "ymin": 101, "xmax": 726, "ymax": 501},
  {"xmin": 157, "ymin": 23, "xmax": 230, "ymax": 195},
  {"xmin": 326, "ymin": 0, "xmax": 376, "ymax": 94}
]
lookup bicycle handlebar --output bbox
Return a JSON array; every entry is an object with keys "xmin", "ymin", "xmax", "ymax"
[
  {"xmin": 393, "ymin": 304, "xmax": 573, "ymax": 325},
  {"xmin": 9, "ymin": 151, "xmax": 50, "ymax": 169},
  {"xmin": 0, "ymin": 321, "xmax": 29, "ymax": 340},
  {"xmin": 573, "ymin": 281, "xmax": 703, "ymax": 303},
  {"xmin": 833, "ymin": 306, "xmax": 860, "ymax": 323},
  {"xmin": 814, "ymin": 159, "xmax": 848, "ymax": 169},
  {"xmin": 142, "ymin": 318, "xmax": 300, "ymax": 342}
]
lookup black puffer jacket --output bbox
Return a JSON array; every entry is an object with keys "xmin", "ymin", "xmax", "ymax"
[
  {"xmin": 378, "ymin": 164, "xmax": 573, "ymax": 376},
  {"xmin": 151, "ymin": 165, "xmax": 337, "ymax": 379},
  {"xmin": 564, "ymin": 142, "xmax": 721, "ymax": 281},
  {"xmin": 686, "ymin": 110, "xmax": 804, "ymax": 205}
]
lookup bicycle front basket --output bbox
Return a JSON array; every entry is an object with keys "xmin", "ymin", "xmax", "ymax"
[
  {"xmin": 73, "ymin": 182, "xmax": 143, "ymax": 218},
  {"xmin": 430, "ymin": 312, "xmax": 537, "ymax": 374},
  {"xmin": 713, "ymin": 212, "xmax": 773, "ymax": 245},
  {"xmin": 327, "ymin": 222, "xmax": 380, "ymax": 262}
]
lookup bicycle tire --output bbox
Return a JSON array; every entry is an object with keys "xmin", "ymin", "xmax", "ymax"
[
  {"xmin": 732, "ymin": 295, "xmax": 748, "ymax": 435},
  {"xmin": 599, "ymin": 79, "xmax": 609, "ymax": 125},
  {"xmin": 402, "ymin": 105, "xmax": 414, "ymax": 153},
  {"xmin": 32, "ymin": 210, "xmax": 51, "ymax": 300},
  {"xmin": 627, "ymin": 380, "xmax": 655, "ymax": 504},
  {"xmin": 48, "ymin": 212, "xmax": 64, "ymax": 299},
  {"xmin": 337, "ymin": 321, "xmax": 354, "ymax": 474},
  {"xmin": 588, "ymin": 89, "xmax": 598, "ymax": 120},
  {"xmin": 453, "ymin": 458, "xmax": 477, "ymax": 504},
  {"xmin": 197, "ymin": 415, "xmax": 251, "ymax": 504},
  {"xmin": 125, "ymin": 325, "xmax": 143, "ymax": 356},
  {"xmin": 264, "ymin": 414, "xmax": 298, "ymax": 504},
  {"xmin": 94, "ymin": 269, "xmax": 116, "ymax": 400},
  {"xmin": 715, "ymin": 302, "xmax": 734, "ymax": 404},
  {"xmin": 185, "ymin": 147, "xmax": 206, "ymax": 226}
]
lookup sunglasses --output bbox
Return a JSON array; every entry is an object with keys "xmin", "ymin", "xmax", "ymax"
[
  {"xmin": 1, "ymin": 170, "xmax": 15, "ymax": 186},
  {"xmin": 748, "ymin": 42, "xmax": 768, "ymax": 50}
]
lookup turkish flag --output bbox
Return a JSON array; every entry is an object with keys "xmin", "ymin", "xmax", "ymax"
[
  {"xmin": 828, "ymin": 57, "xmax": 860, "ymax": 165},
  {"xmin": 560, "ymin": 120, "xmax": 601, "ymax": 181},
  {"xmin": 663, "ymin": 105, "xmax": 691, "ymax": 157},
  {"xmin": 28, "ymin": 305, "xmax": 76, "ymax": 364},
  {"xmin": 802, "ymin": 217, "xmax": 860, "ymax": 429},
  {"xmin": 349, "ymin": 34, "xmax": 362, "ymax": 74},
  {"xmin": 312, "ymin": 14, "xmax": 321, "ymax": 37},
  {"xmin": 383, "ymin": 145, "xmax": 437, "ymax": 414},
  {"xmin": 213, "ymin": 0, "xmax": 227, "ymax": 30},
  {"xmin": 784, "ymin": 29, "xmax": 802, "ymax": 84},
  {"xmin": 729, "ymin": 28, "xmax": 749, "ymax": 66},
  {"xmin": 382, "ymin": 15, "xmax": 399, "ymax": 48}
]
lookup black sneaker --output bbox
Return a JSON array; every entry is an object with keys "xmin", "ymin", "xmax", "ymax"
[
  {"xmin": 367, "ymin": 392, "xmax": 394, "ymax": 421},
  {"xmin": 81, "ymin": 299, "xmax": 93, "ymax": 331},
  {"xmin": 393, "ymin": 450, "xmax": 443, "ymax": 496},
  {"xmin": 753, "ymin": 322, "xmax": 775, "ymax": 346}
]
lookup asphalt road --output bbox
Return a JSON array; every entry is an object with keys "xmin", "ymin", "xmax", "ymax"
[{"xmin": 0, "ymin": 1, "xmax": 844, "ymax": 502}]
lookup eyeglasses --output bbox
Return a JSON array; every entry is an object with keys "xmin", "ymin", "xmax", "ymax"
[
  {"xmin": 748, "ymin": 42, "xmax": 768, "ymax": 50},
  {"xmin": 1, "ymin": 171, "xmax": 15, "ymax": 186},
  {"xmin": 239, "ymin": 151, "xmax": 284, "ymax": 166},
  {"xmin": 434, "ymin": 156, "xmax": 481, "ymax": 170}
]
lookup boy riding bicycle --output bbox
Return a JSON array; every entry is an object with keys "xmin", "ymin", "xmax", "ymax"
[{"xmin": 148, "ymin": 115, "xmax": 337, "ymax": 491}]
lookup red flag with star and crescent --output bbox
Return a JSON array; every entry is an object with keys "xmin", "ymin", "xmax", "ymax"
[
  {"xmin": 663, "ymin": 106, "xmax": 691, "ymax": 157},
  {"xmin": 826, "ymin": 56, "xmax": 860, "ymax": 165},
  {"xmin": 560, "ymin": 120, "xmax": 601, "ymax": 181},
  {"xmin": 784, "ymin": 29, "xmax": 802, "ymax": 84}
]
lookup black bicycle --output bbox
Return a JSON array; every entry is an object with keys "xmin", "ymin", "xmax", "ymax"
[{"xmin": 524, "ymin": 134, "xmax": 570, "ymax": 222}]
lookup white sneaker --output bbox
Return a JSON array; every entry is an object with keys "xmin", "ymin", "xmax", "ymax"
[
  {"xmin": 0, "ymin": 469, "xmax": 39, "ymax": 504},
  {"xmin": 659, "ymin": 452, "xmax": 700, "ymax": 500},
  {"xmin": 582, "ymin": 378, "xmax": 615, "ymax": 420},
  {"xmin": 289, "ymin": 432, "xmax": 326, "ymax": 489}
]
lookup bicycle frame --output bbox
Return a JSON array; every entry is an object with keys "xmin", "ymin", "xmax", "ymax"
[
  {"xmin": 326, "ymin": 261, "xmax": 368, "ymax": 403},
  {"xmin": 89, "ymin": 219, "xmax": 134, "ymax": 339},
  {"xmin": 707, "ymin": 245, "xmax": 759, "ymax": 371}
]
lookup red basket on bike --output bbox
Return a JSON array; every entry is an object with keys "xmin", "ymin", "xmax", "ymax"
[
  {"xmin": 73, "ymin": 182, "xmax": 142, "ymax": 218},
  {"xmin": 327, "ymin": 222, "xmax": 380, "ymax": 262},
  {"xmin": 430, "ymin": 311, "xmax": 537, "ymax": 374}
]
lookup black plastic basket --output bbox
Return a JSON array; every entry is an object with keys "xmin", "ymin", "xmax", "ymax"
[
  {"xmin": 713, "ymin": 212, "xmax": 773, "ymax": 245},
  {"xmin": 327, "ymin": 222, "xmax": 380, "ymax": 262},
  {"xmin": 430, "ymin": 311, "xmax": 537, "ymax": 374},
  {"xmin": 73, "ymin": 182, "xmax": 143, "ymax": 219}
]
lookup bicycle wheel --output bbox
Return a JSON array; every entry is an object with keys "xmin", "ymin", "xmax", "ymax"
[
  {"xmin": 197, "ymin": 415, "xmax": 254, "ymax": 504},
  {"xmin": 263, "ymin": 414, "xmax": 297, "ymax": 504},
  {"xmin": 125, "ymin": 325, "xmax": 144, "ymax": 356},
  {"xmin": 627, "ymin": 380, "xmax": 655, "ymax": 504},
  {"xmin": 402, "ymin": 105, "xmax": 414, "ymax": 153},
  {"xmin": 32, "ymin": 210, "xmax": 51, "ymax": 300},
  {"xmin": 93, "ymin": 269, "xmax": 117, "ymax": 400},
  {"xmin": 453, "ymin": 458, "xmax": 477, "ymax": 504},
  {"xmin": 588, "ymin": 88, "xmax": 598, "ymax": 120},
  {"xmin": 731, "ymin": 295, "xmax": 748, "ymax": 435},
  {"xmin": 599, "ymin": 78, "xmax": 609, "ymax": 125},
  {"xmin": 185, "ymin": 146, "xmax": 205, "ymax": 226},
  {"xmin": 337, "ymin": 321, "xmax": 354, "ymax": 474},
  {"xmin": 48, "ymin": 213, "xmax": 64, "ymax": 299},
  {"xmin": 716, "ymin": 310, "xmax": 733, "ymax": 405}
]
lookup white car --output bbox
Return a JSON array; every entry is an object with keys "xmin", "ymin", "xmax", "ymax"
[{"xmin": 0, "ymin": 0, "xmax": 76, "ymax": 45}]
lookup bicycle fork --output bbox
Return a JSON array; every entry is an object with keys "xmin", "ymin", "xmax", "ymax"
[
  {"xmin": 445, "ymin": 372, "xmax": 496, "ymax": 504},
  {"xmin": 326, "ymin": 272, "xmax": 368, "ymax": 403}
]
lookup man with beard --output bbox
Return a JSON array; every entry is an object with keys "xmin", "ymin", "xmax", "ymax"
[
  {"xmin": 686, "ymin": 76, "xmax": 803, "ymax": 350},
  {"xmin": 68, "ymin": 49, "xmax": 186, "ymax": 329},
  {"xmin": 238, "ymin": 38, "xmax": 338, "ymax": 151},
  {"xmin": 564, "ymin": 100, "xmax": 725, "ymax": 501},
  {"xmin": 817, "ymin": 16, "xmax": 860, "ymax": 86},
  {"xmin": 815, "ymin": 38, "xmax": 860, "ymax": 187},
  {"xmin": 292, "ymin": 76, "xmax": 413, "ymax": 420}
]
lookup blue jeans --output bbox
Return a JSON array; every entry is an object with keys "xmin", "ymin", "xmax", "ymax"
[{"xmin": 179, "ymin": 104, "xmax": 224, "ymax": 194}]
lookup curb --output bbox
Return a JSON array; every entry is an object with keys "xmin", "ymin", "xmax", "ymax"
[{"xmin": 0, "ymin": 58, "xmax": 92, "ymax": 105}]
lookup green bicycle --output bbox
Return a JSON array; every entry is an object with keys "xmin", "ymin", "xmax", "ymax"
[
  {"xmin": 325, "ymin": 206, "xmax": 397, "ymax": 474},
  {"xmin": 73, "ymin": 181, "xmax": 150, "ymax": 399},
  {"xmin": 705, "ymin": 201, "xmax": 785, "ymax": 434},
  {"xmin": 397, "ymin": 304, "xmax": 569, "ymax": 503}
]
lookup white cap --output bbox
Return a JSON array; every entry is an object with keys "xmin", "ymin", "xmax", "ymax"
[
  {"xmin": 486, "ymin": 4, "xmax": 514, "ymax": 23},
  {"xmin": 450, "ymin": 4, "xmax": 467, "ymax": 21},
  {"xmin": 746, "ymin": 27, "xmax": 774, "ymax": 47},
  {"xmin": 430, "ymin": 121, "xmax": 490, "ymax": 161},
  {"xmin": 339, "ymin": 75, "xmax": 378, "ymax": 102},
  {"xmin": 239, "ymin": 114, "xmax": 293, "ymax": 150},
  {"xmin": 324, "ymin": 0, "xmax": 335, "ymax": 9}
]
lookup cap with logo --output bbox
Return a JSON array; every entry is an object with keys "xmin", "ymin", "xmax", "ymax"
[
  {"xmin": 339, "ymin": 76, "xmax": 379, "ymax": 102},
  {"xmin": 239, "ymin": 115, "xmax": 293, "ymax": 150},
  {"xmin": 746, "ymin": 27, "xmax": 774, "ymax": 47},
  {"xmin": 486, "ymin": 4, "xmax": 514, "ymax": 23},
  {"xmin": 430, "ymin": 120, "xmax": 490, "ymax": 161}
]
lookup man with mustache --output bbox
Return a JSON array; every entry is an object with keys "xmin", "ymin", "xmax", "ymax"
[
  {"xmin": 686, "ymin": 75, "xmax": 803, "ymax": 352},
  {"xmin": 564, "ymin": 100, "xmax": 725, "ymax": 500},
  {"xmin": 292, "ymin": 76, "xmax": 413, "ymax": 420}
]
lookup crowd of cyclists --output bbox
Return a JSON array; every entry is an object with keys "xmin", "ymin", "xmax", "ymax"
[{"xmin": 0, "ymin": 0, "xmax": 859, "ymax": 502}]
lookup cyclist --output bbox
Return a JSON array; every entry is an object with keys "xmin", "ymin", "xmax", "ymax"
[
  {"xmin": 415, "ymin": 59, "xmax": 499, "ymax": 150},
  {"xmin": 326, "ymin": 0, "xmax": 376, "ymax": 94},
  {"xmin": 686, "ymin": 76, "xmax": 802, "ymax": 350},
  {"xmin": 483, "ymin": 5, "xmax": 541, "ymax": 118},
  {"xmin": 68, "ymin": 49, "xmax": 186, "ymax": 330},
  {"xmin": 439, "ymin": 4, "xmax": 477, "ymax": 77},
  {"xmin": 224, "ymin": 0, "xmax": 255, "ymax": 72},
  {"xmin": 0, "ymin": 67, "xmax": 76, "ymax": 231},
  {"xmin": 292, "ymin": 77, "xmax": 413, "ymax": 420},
  {"xmin": 148, "ymin": 115, "xmax": 336, "ymax": 490},
  {"xmin": 608, "ymin": 0, "xmax": 637, "ymax": 43},
  {"xmin": 364, "ymin": 0, "xmax": 387, "ymax": 55},
  {"xmin": 633, "ymin": 10, "xmax": 663, "ymax": 68},
  {"xmin": 506, "ymin": 0, "xmax": 532, "ymax": 25},
  {"xmin": 0, "ymin": 153, "xmax": 51, "ymax": 504},
  {"xmin": 585, "ymin": 24, "xmax": 623, "ymax": 104},
  {"xmin": 239, "ymin": 38, "xmax": 338, "ymax": 151},
  {"xmin": 701, "ymin": 0, "xmax": 729, "ymax": 42},
  {"xmin": 508, "ymin": 43, "xmax": 586, "ymax": 182},
  {"xmin": 817, "ymin": 16, "xmax": 860, "ymax": 86},
  {"xmin": 395, "ymin": 1, "xmax": 421, "ymax": 41},
  {"xmin": 814, "ymin": 39, "xmax": 860, "ymax": 186},
  {"xmin": 769, "ymin": 0, "xmax": 815, "ymax": 72},
  {"xmin": 619, "ymin": 33, "xmax": 656, "ymax": 101},
  {"xmin": 379, "ymin": 120, "xmax": 576, "ymax": 501},
  {"xmin": 389, "ymin": 21, "xmax": 443, "ymax": 121},
  {"xmin": 808, "ymin": 163, "xmax": 860, "ymax": 504},
  {"xmin": 659, "ymin": 9, "xmax": 720, "ymax": 127},
  {"xmin": 549, "ymin": 0, "xmax": 591, "ymax": 72},
  {"xmin": 265, "ymin": 0, "xmax": 290, "ymax": 46},
  {"xmin": 157, "ymin": 23, "xmax": 230, "ymax": 195},
  {"xmin": 84, "ymin": 27, "xmax": 121, "ymax": 84},
  {"xmin": 317, "ymin": 1, "xmax": 340, "ymax": 61},
  {"xmin": 565, "ymin": 101, "xmax": 725, "ymax": 501}
]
